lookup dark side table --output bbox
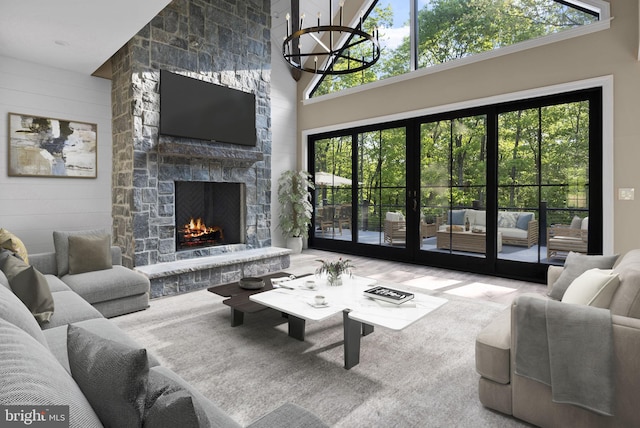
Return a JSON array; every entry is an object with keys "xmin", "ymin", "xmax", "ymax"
[{"xmin": 208, "ymin": 272, "xmax": 303, "ymax": 327}]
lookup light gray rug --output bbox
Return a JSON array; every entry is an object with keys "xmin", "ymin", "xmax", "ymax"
[{"xmin": 112, "ymin": 288, "xmax": 528, "ymax": 427}]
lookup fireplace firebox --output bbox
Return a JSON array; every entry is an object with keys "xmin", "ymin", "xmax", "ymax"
[{"xmin": 175, "ymin": 181, "xmax": 246, "ymax": 251}]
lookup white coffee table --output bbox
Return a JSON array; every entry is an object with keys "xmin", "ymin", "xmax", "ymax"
[{"xmin": 249, "ymin": 275, "xmax": 447, "ymax": 369}]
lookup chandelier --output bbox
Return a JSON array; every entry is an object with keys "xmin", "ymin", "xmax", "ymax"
[{"xmin": 282, "ymin": 1, "xmax": 380, "ymax": 75}]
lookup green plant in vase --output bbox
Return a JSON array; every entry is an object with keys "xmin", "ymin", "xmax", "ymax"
[{"xmin": 315, "ymin": 258, "xmax": 354, "ymax": 286}]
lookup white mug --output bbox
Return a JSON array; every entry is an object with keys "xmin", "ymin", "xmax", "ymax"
[
  {"xmin": 305, "ymin": 280, "xmax": 316, "ymax": 290},
  {"xmin": 315, "ymin": 295, "xmax": 326, "ymax": 305}
]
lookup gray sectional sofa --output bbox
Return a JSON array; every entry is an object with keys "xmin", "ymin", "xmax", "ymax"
[{"xmin": 0, "ymin": 233, "xmax": 327, "ymax": 427}]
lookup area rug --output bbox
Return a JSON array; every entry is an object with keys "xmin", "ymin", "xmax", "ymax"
[{"xmin": 112, "ymin": 288, "xmax": 527, "ymax": 427}]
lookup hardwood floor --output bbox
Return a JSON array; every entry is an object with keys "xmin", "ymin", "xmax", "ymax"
[{"xmin": 288, "ymin": 248, "xmax": 548, "ymax": 307}]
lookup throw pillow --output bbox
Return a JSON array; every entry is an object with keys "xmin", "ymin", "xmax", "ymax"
[
  {"xmin": 548, "ymin": 252, "xmax": 620, "ymax": 300},
  {"xmin": 570, "ymin": 215, "xmax": 582, "ymax": 229},
  {"xmin": 144, "ymin": 369, "xmax": 201, "ymax": 428},
  {"xmin": 516, "ymin": 213, "xmax": 533, "ymax": 231},
  {"xmin": 449, "ymin": 210, "xmax": 466, "ymax": 225},
  {"xmin": 497, "ymin": 212, "xmax": 518, "ymax": 229},
  {"xmin": 1, "ymin": 256, "xmax": 54, "ymax": 323},
  {"xmin": 53, "ymin": 228, "xmax": 109, "ymax": 277},
  {"xmin": 561, "ymin": 268, "xmax": 620, "ymax": 308},
  {"xmin": 67, "ymin": 324, "xmax": 148, "ymax": 427},
  {"xmin": 0, "ymin": 318, "xmax": 103, "ymax": 428},
  {"xmin": 0, "ymin": 280, "xmax": 48, "ymax": 346},
  {"xmin": 0, "ymin": 228, "xmax": 29, "ymax": 264},
  {"xmin": 68, "ymin": 234, "xmax": 112, "ymax": 275}
]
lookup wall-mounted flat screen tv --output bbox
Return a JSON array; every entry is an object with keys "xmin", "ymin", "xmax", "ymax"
[{"xmin": 159, "ymin": 70, "xmax": 256, "ymax": 146}]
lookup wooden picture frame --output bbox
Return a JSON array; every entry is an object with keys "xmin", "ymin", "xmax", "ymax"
[{"xmin": 8, "ymin": 112, "xmax": 97, "ymax": 178}]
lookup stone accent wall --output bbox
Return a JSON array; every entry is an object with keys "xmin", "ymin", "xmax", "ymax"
[{"xmin": 111, "ymin": 0, "xmax": 272, "ymax": 269}]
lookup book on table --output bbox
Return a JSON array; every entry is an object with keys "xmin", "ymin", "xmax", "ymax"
[{"xmin": 363, "ymin": 286, "xmax": 414, "ymax": 304}]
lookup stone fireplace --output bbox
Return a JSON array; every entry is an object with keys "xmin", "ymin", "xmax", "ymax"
[
  {"xmin": 175, "ymin": 181, "xmax": 246, "ymax": 251},
  {"xmin": 109, "ymin": 0, "xmax": 290, "ymax": 297}
]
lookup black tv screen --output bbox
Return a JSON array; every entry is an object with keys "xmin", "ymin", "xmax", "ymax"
[{"xmin": 159, "ymin": 70, "xmax": 256, "ymax": 146}]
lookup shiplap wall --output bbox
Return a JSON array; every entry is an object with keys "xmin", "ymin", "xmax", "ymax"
[{"xmin": 0, "ymin": 56, "xmax": 113, "ymax": 254}]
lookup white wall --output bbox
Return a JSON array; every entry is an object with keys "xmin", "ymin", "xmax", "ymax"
[
  {"xmin": 270, "ymin": 0, "xmax": 299, "ymax": 248},
  {"xmin": 0, "ymin": 56, "xmax": 113, "ymax": 253}
]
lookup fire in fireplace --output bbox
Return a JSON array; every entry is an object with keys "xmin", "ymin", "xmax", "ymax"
[
  {"xmin": 175, "ymin": 181, "xmax": 246, "ymax": 251},
  {"xmin": 180, "ymin": 217, "xmax": 224, "ymax": 248}
]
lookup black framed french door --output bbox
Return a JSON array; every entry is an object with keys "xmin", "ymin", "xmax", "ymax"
[{"xmin": 308, "ymin": 88, "xmax": 602, "ymax": 283}]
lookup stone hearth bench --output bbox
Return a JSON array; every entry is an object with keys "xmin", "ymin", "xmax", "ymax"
[{"xmin": 135, "ymin": 247, "xmax": 291, "ymax": 298}]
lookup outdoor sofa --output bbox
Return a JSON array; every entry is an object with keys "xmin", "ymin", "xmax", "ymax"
[{"xmin": 439, "ymin": 209, "xmax": 538, "ymax": 247}]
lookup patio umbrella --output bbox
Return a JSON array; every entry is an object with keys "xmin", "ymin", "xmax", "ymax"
[{"xmin": 314, "ymin": 171, "xmax": 352, "ymax": 186}]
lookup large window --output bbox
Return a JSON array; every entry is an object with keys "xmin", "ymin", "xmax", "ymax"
[
  {"xmin": 311, "ymin": 0, "xmax": 603, "ymax": 98},
  {"xmin": 309, "ymin": 88, "xmax": 602, "ymax": 281}
]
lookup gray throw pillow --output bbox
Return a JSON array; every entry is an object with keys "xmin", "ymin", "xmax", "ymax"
[
  {"xmin": 516, "ymin": 213, "xmax": 533, "ymax": 230},
  {"xmin": 144, "ymin": 369, "xmax": 200, "ymax": 428},
  {"xmin": 570, "ymin": 215, "xmax": 582, "ymax": 229},
  {"xmin": 53, "ymin": 228, "xmax": 109, "ymax": 277},
  {"xmin": 68, "ymin": 234, "xmax": 112, "ymax": 275},
  {"xmin": 0, "ymin": 318, "xmax": 103, "ymax": 428},
  {"xmin": 67, "ymin": 324, "xmax": 148, "ymax": 427},
  {"xmin": 548, "ymin": 251, "xmax": 620, "ymax": 300},
  {"xmin": 1, "ymin": 254, "xmax": 54, "ymax": 323}
]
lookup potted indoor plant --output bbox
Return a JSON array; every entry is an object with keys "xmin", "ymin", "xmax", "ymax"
[
  {"xmin": 315, "ymin": 258, "xmax": 354, "ymax": 286},
  {"xmin": 277, "ymin": 170, "xmax": 314, "ymax": 254}
]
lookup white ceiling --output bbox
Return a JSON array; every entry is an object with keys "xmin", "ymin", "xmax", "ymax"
[
  {"xmin": 0, "ymin": 0, "xmax": 172, "ymax": 76},
  {"xmin": 0, "ymin": 0, "xmax": 361, "ymax": 77}
]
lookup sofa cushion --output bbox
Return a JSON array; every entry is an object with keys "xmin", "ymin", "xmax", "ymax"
[
  {"xmin": 473, "ymin": 210, "xmax": 486, "ymax": 227},
  {"xmin": 385, "ymin": 211, "xmax": 404, "ymax": 222},
  {"xmin": 53, "ymin": 228, "xmax": 109, "ymax": 277},
  {"xmin": 498, "ymin": 227, "xmax": 527, "ymax": 240},
  {"xmin": 68, "ymin": 234, "xmax": 112, "ymax": 275},
  {"xmin": 0, "ymin": 269, "xmax": 8, "ymax": 290},
  {"xmin": 548, "ymin": 252, "xmax": 619, "ymax": 301},
  {"xmin": 44, "ymin": 318, "xmax": 161, "ymax": 374},
  {"xmin": 46, "ymin": 274, "xmax": 72, "ymax": 292},
  {"xmin": 68, "ymin": 324, "xmax": 148, "ymax": 427},
  {"xmin": 570, "ymin": 215, "xmax": 583, "ymax": 229},
  {"xmin": 610, "ymin": 249, "xmax": 640, "ymax": 318},
  {"xmin": 497, "ymin": 212, "xmax": 518, "ymax": 229},
  {"xmin": 61, "ymin": 265, "xmax": 150, "ymax": 305},
  {"xmin": 475, "ymin": 307, "xmax": 511, "ymax": 385},
  {"xmin": 0, "ymin": 318, "xmax": 102, "ymax": 428},
  {"xmin": 144, "ymin": 368, "xmax": 202, "ymax": 428},
  {"xmin": 581, "ymin": 216, "xmax": 589, "ymax": 230},
  {"xmin": 150, "ymin": 366, "xmax": 242, "ymax": 428},
  {"xmin": 0, "ymin": 249, "xmax": 13, "ymax": 289},
  {"xmin": 40, "ymin": 291, "xmax": 103, "ymax": 330},
  {"xmin": 0, "ymin": 281, "xmax": 48, "ymax": 346},
  {"xmin": 448, "ymin": 210, "xmax": 466, "ymax": 225},
  {"xmin": 2, "ymin": 255, "xmax": 55, "ymax": 323},
  {"xmin": 561, "ymin": 268, "xmax": 620, "ymax": 308},
  {"xmin": 0, "ymin": 228, "xmax": 29, "ymax": 264},
  {"xmin": 516, "ymin": 213, "xmax": 534, "ymax": 231}
]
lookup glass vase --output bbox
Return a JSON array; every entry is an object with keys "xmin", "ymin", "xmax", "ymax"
[{"xmin": 327, "ymin": 272, "xmax": 343, "ymax": 286}]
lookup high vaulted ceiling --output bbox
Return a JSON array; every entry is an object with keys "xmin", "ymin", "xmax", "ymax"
[
  {"xmin": 0, "ymin": 0, "xmax": 364, "ymax": 78},
  {"xmin": 0, "ymin": 0, "xmax": 172, "ymax": 77}
]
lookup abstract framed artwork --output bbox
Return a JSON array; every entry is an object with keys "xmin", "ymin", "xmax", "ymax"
[{"xmin": 8, "ymin": 112, "xmax": 97, "ymax": 178}]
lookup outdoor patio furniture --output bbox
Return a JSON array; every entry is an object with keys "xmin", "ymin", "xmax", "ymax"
[
  {"xmin": 384, "ymin": 212, "xmax": 406, "ymax": 245},
  {"xmin": 337, "ymin": 204, "xmax": 352, "ymax": 232},
  {"xmin": 546, "ymin": 217, "xmax": 588, "ymax": 259},
  {"xmin": 317, "ymin": 206, "xmax": 339, "ymax": 236}
]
